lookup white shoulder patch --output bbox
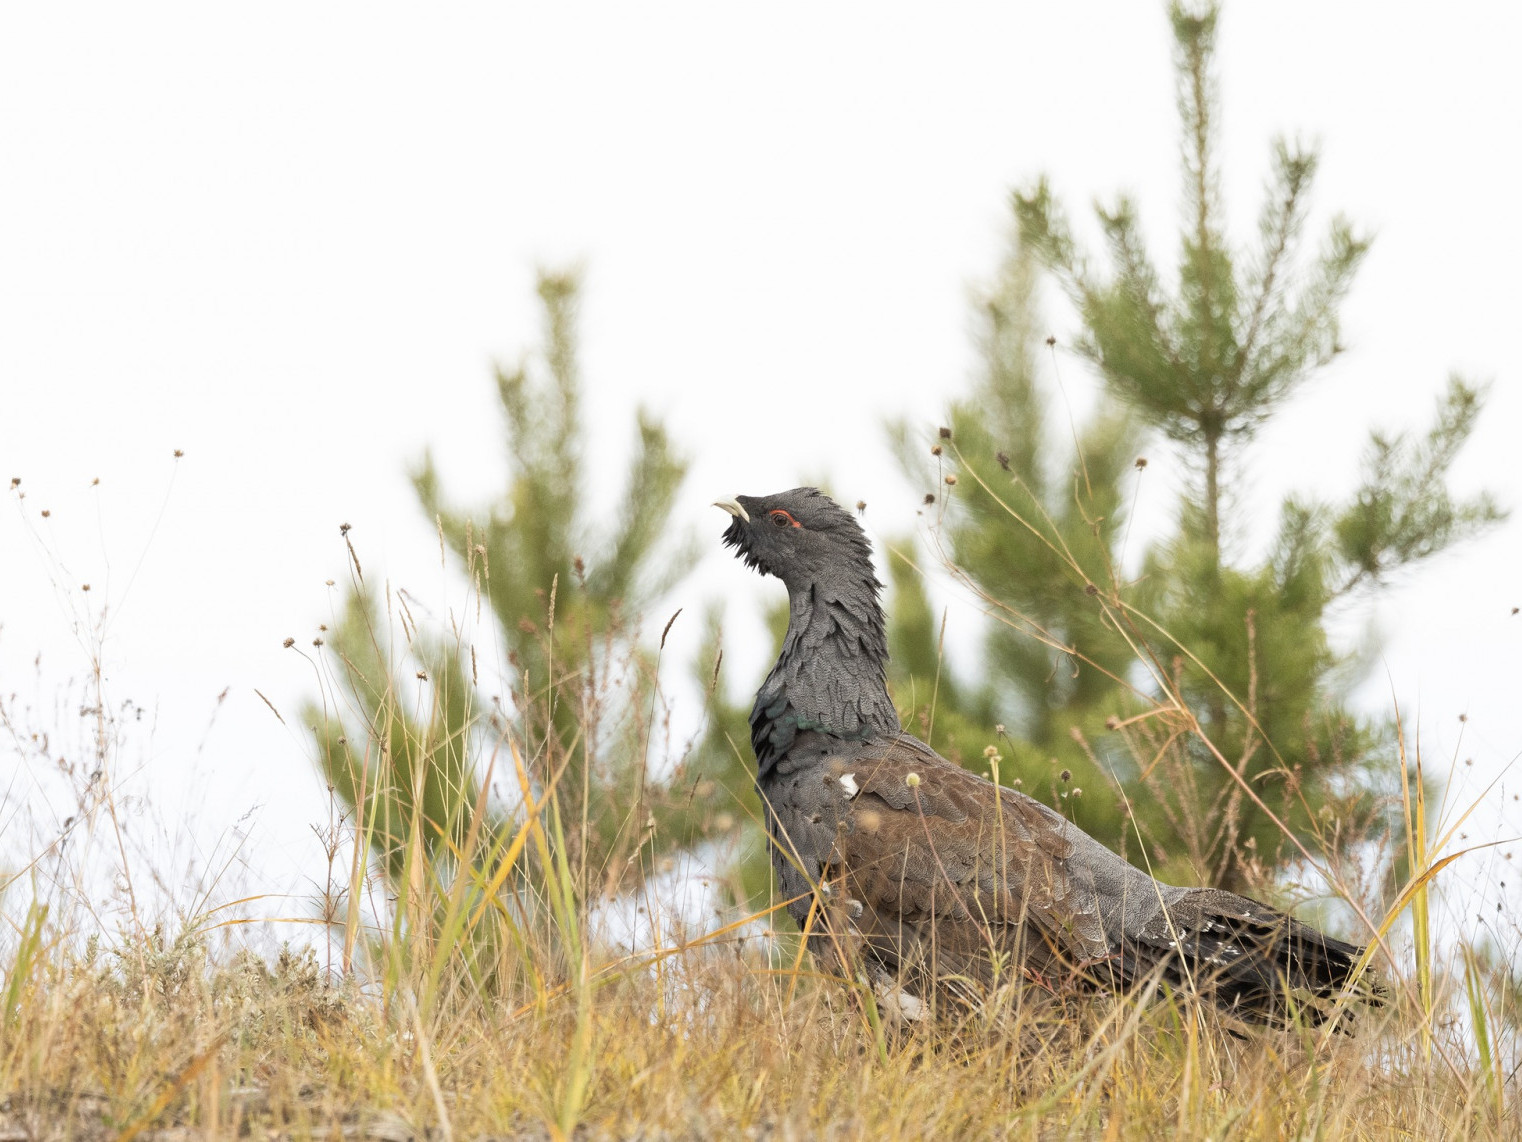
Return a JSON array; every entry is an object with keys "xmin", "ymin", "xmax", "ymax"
[{"xmin": 839, "ymin": 772, "xmax": 860, "ymax": 799}]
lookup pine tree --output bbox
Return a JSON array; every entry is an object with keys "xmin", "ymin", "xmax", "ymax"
[
  {"xmin": 897, "ymin": 2, "xmax": 1502, "ymax": 894},
  {"xmin": 309, "ymin": 271, "xmax": 754, "ymax": 925}
]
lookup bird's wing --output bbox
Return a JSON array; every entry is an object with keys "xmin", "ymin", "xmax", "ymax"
[{"xmin": 814, "ymin": 732, "xmax": 1112, "ymax": 964}]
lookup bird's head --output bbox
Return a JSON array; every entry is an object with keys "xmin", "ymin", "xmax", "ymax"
[{"xmin": 715, "ymin": 487, "xmax": 877, "ymax": 595}]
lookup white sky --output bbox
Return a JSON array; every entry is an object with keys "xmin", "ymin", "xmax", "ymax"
[{"xmin": 2, "ymin": 3, "xmax": 1519, "ymax": 940}]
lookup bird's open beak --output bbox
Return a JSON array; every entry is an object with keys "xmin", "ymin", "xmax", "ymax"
[{"xmin": 713, "ymin": 498, "xmax": 749, "ymax": 522}]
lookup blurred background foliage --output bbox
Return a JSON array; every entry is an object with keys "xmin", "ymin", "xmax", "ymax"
[
  {"xmin": 308, "ymin": 273, "xmax": 758, "ymax": 940},
  {"xmin": 307, "ymin": 2, "xmax": 1501, "ymax": 944},
  {"xmin": 891, "ymin": 5, "xmax": 1501, "ymax": 897}
]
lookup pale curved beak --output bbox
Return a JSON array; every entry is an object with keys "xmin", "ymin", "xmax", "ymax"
[{"xmin": 712, "ymin": 497, "xmax": 749, "ymax": 522}]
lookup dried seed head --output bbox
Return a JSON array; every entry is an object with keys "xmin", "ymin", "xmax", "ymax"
[
  {"xmin": 40, "ymin": 509, "xmax": 49, "ymax": 518},
  {"xmin": 983, "ymin": 745, "xmax": 999, "ymax": 758},
  {"xmin": 1084, "ymin": 583, "xmax": 1098, "ymax": 596},
  {"xmin": 312, "ymin": 638, "xmax": 323, "ymax": 647},
  {"xmin": 1104, "ymin": 715, "xmax": 1120, "ymax": 730},
  {"xmin": 944, "ymin": 474, "xmax": 957, "ymax": 486},
  {"xmin": 938, "ymin": 426, "xmax": 952, "ymax": 440},
  {"xmin": 81, "ymin": 584, "xmax": 90, "ymax": 592},
  {"xmin": 339, "ymin": 522, "xmax": 351, "ymax": 536},
  {"xmin": 1060, "ymin": 769, "xmax": 1071, "ymax": 783},
  {"xmin": 283, "ymin": 637, "xmax": 295, "ymax": 648},
  {"xmin": 1135, "ymin": 456, "xmax": 1148, "ymax": 470},
  {"xmin": 318, "ymin": 624, "xmax": 327, "ymax": 631},
  {"xmin": 1045, "ymin": 335, "xmax": 1056, "ymax": 347},
  {"xmin": 173, "ymin": 449, "xmax": 184, "ymax": 458},
  {"xmin": 325, "ymin": 579, "xmax": 335, "ymax": 587},
  {"xmin": 8, "ymin": 478, "xmax": 18, "ymax": 488},
  {"xmin": 1071, "ymin": 787, "xmax": 1082, "ymax": 797},
  {"xmin": 905, "ymin": 772, "xmax": 921, "ymax": 788},
  {"xmin": 994, "ymin": 723, "xmax": 1005, "ymax": 735},
  {"xmin": 856, "ymin": 500, "xmax": 867, "ymax": 514},
  {"xmin": 996, "ymin": 451, "xmax": 1011, "ymax": 472},
  {"xmin": 930, "ymin": 444, "xmax": 942, "ymax": 456},
  {"xmin": 416, "ymin": 670, "xmax": 428, "ymax": 681},
  {"xmin": 922, "ymin": 493, "xmax": 935, "ymax": 505}
]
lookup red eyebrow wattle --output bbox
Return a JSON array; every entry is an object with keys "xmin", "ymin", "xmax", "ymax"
[{"xmin": 770, "ymin": 510, "xmax": 801, "ymax": 528}]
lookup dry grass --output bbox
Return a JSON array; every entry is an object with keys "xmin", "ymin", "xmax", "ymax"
[
  {"xmin": 3, "ymin": 492, "xmax": 1518, "ymax": 1141},
  {"xmin": 2, "ymin": 717, "xmax": 1517, "ymax": 1141},
  {"xmin": 0, "ymin": 907, "xmax": 1515, "ymax": 1141}
]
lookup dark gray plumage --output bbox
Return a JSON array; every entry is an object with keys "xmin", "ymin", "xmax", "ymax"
[{"xmin": 717, "ymin": 487, "xmax": 1380, "ymax": 1027}]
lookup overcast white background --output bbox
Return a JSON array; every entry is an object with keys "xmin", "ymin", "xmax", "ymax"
[{"xmin": 2, "ymin": 3, "xmax": 1518, "ymax": 941}]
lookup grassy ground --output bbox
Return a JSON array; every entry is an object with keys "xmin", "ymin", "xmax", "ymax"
[
  {"xmin": 2, "ymin": 507, "xmax": 1516, "ymax": 1141},
  {"xmin": 2, "ymin": 728, "xmax": 1517, "ymax": 1142},
  {"xmin": 0, "ymin": 912, "xmax": 1514, "ymax": 1140}
]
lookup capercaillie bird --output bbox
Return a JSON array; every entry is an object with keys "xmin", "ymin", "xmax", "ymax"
[{"xmin": 716, "ymin": 486, "xmax": 1380, "ymax": 1027}]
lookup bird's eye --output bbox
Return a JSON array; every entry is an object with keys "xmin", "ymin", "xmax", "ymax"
[{"xmin": 770, "ymin": 510, "xmax": 798, "ymax": 529}]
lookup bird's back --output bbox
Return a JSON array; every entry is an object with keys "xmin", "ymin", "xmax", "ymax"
[{"xmin": 761, "ymin": 727, "xmax": 1372, "ymax": 1024}]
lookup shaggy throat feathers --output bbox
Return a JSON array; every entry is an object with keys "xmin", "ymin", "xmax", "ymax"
[{"xmin": 715, "ymin": 488, "xmax": 900, "ymax": 776}]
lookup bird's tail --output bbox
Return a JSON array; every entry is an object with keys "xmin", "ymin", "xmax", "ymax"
[{"xmin": 1121, "ymin": 888, "xmax": 1385, "ymax": 1028}]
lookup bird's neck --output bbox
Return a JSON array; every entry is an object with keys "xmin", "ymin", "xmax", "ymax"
[{"xmin": 750, "ymin": 575, "xmax": 900, "ymax": 778}]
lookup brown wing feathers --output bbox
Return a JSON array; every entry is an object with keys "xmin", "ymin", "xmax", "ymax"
[{"xmin": 795, "ymin": 738, "xmax": 1113, "ymax": 980}]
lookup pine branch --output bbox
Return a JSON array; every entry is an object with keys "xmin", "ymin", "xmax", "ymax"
[{"xmin": 1332, "ymin": 377, "xmax": 1506, "ymax": 593}]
